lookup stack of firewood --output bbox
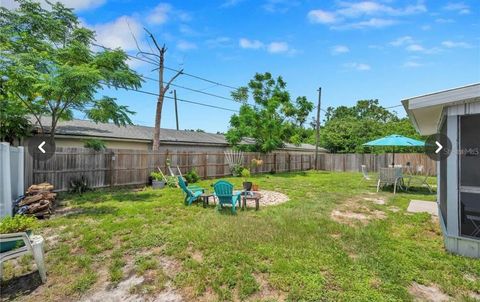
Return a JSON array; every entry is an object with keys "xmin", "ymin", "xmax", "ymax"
[{"xmin": 19, "ymin": 183, "xmax": 56, "ymax": 218}]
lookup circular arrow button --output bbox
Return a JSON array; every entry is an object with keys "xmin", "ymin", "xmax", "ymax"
[
  {"xmin": 28, "ymin": 136, "xmax": 56, "ymax": 161},
  {"xmin": 425, "ymin": 133, "xmax": 451, "ymax": 161}
]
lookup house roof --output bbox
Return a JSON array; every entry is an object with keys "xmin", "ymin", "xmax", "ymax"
[
  {"xmin": 402, "ymin": 83, "xmax": 480, "ymax": 135},
  {"xmin": 31, "ymin": 116, "xmax": 321, "ymax": 151}
]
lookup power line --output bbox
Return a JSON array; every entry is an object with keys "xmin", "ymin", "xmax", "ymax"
[
  {"xmin": 140, "ymin": 74, "xmax": 238, "ymax": 103},
  {"xmin": 101, "ymin": 81, "xmax": 239, "ymax": 113},
  {"xmin": 385, "ymin": 104, "xmax": 403, "ymax": 109},
  {"xmin": 92, "ymin": 42, "xmax": 240, "ymax": 91}
]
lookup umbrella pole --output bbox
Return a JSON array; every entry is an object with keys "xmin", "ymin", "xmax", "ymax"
[{"xmin": 392, "ymin": 146, "xmax": 395, "ymax": 166}]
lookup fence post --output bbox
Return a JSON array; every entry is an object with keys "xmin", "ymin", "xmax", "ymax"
[
  {"xmin": 301, "ymin": 154, "xmax": 304, "ymax": 171},
  {"xmin": 273, "ymin": 153, "xmax": 277, "ymax": 173},
  {"xmin": 110, "ymin": 151, "xmax": 116, "ymax": 187},
  {"xmin": 288, "ymin": 154, "xmax": 291, "ymax": 172},
  {"xmin": 1, "ymin": 142, "xmax": 12, "ymax": 218},
  {"xmin": 203, "ymin": 153, "xmax": 207, "ymax": 179},
  {"xmin": 17, "ymin": 147, "xmax": 24, "ymax": 196}
]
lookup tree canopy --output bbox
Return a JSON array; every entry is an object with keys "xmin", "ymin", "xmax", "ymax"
[
  {"xmin": 319, "ymin": 99, "xmax": 421, "ymax": 153},
  {"xmin": 0, "ymin": 0, "xmax": 142, "ymax": 138},
  {"xmin": 226, "ymin": 72, "xmax": 314, "ymax": 153}
]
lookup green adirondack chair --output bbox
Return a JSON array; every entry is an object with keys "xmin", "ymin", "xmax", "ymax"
[
  {"xmin": 178, "ymin": 176, "xmax": 204, "ymax": 205},
  {"xmin": 213, "ymin": 180, "xmax": 241, "ymax": 214}
]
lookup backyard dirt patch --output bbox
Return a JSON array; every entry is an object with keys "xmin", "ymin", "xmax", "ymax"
[
  {"xmin": 330, "ymin": 195, "xmax": 387, "ymax": 226},
  {"xmin": 249, "ymin": 272, "xmax": 287, "ymax": 301},
  {"xmin": 408, "ymin": 282, "xmax": 450, "ymax": 302},
  {"xmin": 254, "ymin": 190, "xmax": 289, "ymax": 207}
]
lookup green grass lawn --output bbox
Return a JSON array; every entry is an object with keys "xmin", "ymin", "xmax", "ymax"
[{"xmin": 2, "ymin": 171, "xmax": 479, "ymax": 301}]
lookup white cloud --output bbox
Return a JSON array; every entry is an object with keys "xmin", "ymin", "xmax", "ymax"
[
  {"xmin": 1, "ymin": 0, "xmax": 105, "ymax": 11},
  {"xmin": 421, "ymin": 24, "xmax": 431, "ymax": 31},
  {"xmin": 441, "ymin": 40, "xmax": 472, "ymax": 48},
  {"xmin": 263, "ymin": 0, "xmax": 300, "ymax": 13},
  {"xmin": 403, "ymin": 60, "xmax": 423, "ymax": 68},
  {"xmin": 390, "ymin": 36, "xmax": 414, "ymax": 47},
  {"xmin": 308, "ymin": 1, "xmax": 427, "ymax": 30},
  {"xmin": 308, "ymin": 10, "xmax": 339, "ymax": 24},
  {"xmin": 147, "ymin": 3, "xmax": 172, "ymax": 25},
  {"xmin": 177, "ymin": 40, "xmax": 197, "ymax": 51},
  {"xmin": 443, "ymin": 2, "xmax": 470, "ymax": 14},
  {"xmin": 239, "ymin": 38, "xmax": 264, "ymax": 49},
  {"xmin": 405, "ymin": 43, "xmax": 440, "ymax": 54},
  {"xmin": 267, "ymin": 41, "xmax": 289, "ymax": 53},
  {"xmin": 344, "ymin": 62, "xmax": 371, "ymax": 71},
  {"xmin": 435, "ymin": 18, "xmax": 454, "ymax": 23},
  {"xmin": 331, "ymin": 45, "xmax": 350, "ymax": 54},
  {"xmin": 206, "ymin": 37, "xmax": 232, "ymax": 48},
  {"xmin": 333, "ymin": 18, "xmax": 396, "ymax": 29},
  {"xmin": 92, "ymin": 16, "xmax": 145, "ymax": 51}
]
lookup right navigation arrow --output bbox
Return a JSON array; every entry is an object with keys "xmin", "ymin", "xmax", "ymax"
[{"xmin": 435, "ymin": 141, "xmax": 443, "ymax": 154}]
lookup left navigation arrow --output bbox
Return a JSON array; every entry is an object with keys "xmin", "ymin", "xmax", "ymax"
[{"xmin": 38, "ymin": 141, "xmax": 46, "ymax": 154}]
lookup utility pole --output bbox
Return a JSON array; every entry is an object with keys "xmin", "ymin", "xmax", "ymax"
[
  {"xmin": 174, "ymin": 89, "xmax": 179, "ymax": 130},
  {"xmin": 314, "ymin": 87, "xmax": 322, "ymax": 170}
]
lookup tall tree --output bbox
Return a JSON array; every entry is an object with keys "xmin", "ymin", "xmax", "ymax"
[
  {"xmin": 0, "ymin": 0, "xmax": 142, "ymax": 138},
  {"xmin": 320, "ymin": 99, "xmax": 421, "ymax": 153},
  {"xmin": 226, "ymin": 72, "xmax": 314, "ymax": 153},
  {"xmin": 0, "ymin": 80, "xmax": 31, "ymax": 144},
  {"xmin": 137, "ymin": 30, "xmax": 183, "ymax": 151}
]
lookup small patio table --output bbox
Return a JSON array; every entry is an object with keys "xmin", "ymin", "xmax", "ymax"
[
  {"xmin": 240, "ymin": 191, "xmax": 262, "ymax": 211},
  {"xmin": 200, "ymin": 192, "xmax": 216, "ymax": 208}
]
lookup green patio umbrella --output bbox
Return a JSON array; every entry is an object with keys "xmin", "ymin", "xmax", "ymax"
[{"xmin": 363, "ymin": 134, "xmax": 425, "ymax": 166}]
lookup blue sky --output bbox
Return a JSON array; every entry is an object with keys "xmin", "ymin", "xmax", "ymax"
[{"xmin": 5, "ymin": 0, "xmax": 480, "ymax": 132}]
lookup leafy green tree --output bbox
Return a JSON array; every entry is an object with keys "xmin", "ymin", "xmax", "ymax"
[
  {"xmin": 0, "ymin": 83, "xmax": 31, "ymax": 144},
  {"xmin": 226, "ymin": 72, "xmax": 314, "ymax": 153},
  {"xmin": 320, "ymin": 100, "xmax": 421, "ymax": 153},
  {"xmin": 0, "ymin": 0, "xmax": 142, "ymax": 138}
]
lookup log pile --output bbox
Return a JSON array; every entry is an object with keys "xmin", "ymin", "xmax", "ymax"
[{"xmin": 19, "ymin": 183, "xmax": 56, "ymax": 218}]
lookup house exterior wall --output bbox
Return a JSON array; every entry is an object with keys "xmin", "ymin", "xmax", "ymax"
[{"xmin": 439, "ymin": 103, "xmax": 480, "ymax": 258}]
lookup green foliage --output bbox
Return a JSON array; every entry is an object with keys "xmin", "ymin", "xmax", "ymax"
[
  {"xmin": 320, "ymin": 99, "xmax": 422, "ymax": 153},
  {"xmin": 230, "ymin": 164, "xmax": 244, "ymax": 177},
  {"xmin": 185, "ymin": 168, "xmax": 200, "ymax": 184},
  {"xmin": 83, "ymin": 139, "xmax": 106, "ymax": 151},
  {"xmin": 240, "ymin": 168, "xmax": 251, "ymax": 178},
  {"xmin": 0, "ymin": 215, "xmax": 38, "ymax": 233},
  {"xmin": 69, "ymin": 176, "xmax": 90, "ymax": 194},
  {"xmin": 150, "ymin": 171, "xmax": 164, "ymax": 181},
  {"xmin": 0, "ymin": 0, "xmax": 142, "ymax": 138},
  {"xmin": 166, "ymin": 176, "xmax": 177, "ymax": 187},
  {"xmin": 227, "ymin": 72, "xmax": 314, "ymax": 153},
  {"xmin": 0, "ymin": 78, "xmax": 31, "ymax": 144}
]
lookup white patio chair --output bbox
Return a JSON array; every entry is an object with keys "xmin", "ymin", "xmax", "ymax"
[
  {"xmin": 360, "ymin": 165, "xmax": 371, "ymax": 183},
  {"xmin": 0, "ymin": 232, "xmax": 46, "ymax": 283},
  {"xmin": 407, "ymin": 166, "xmax": 433, "ymax": 193},
  {"xmin": 377, "ymin": 167, "xmax": 403, "ymax": 194}
]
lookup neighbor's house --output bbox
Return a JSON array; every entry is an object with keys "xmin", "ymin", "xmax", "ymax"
[
  {"xmin": 25, "ymin": 117, "xmax": 323, "ymax": 154},
  {"xmin": 403, "ymin": 83, "xmax": 480, "ymax": 258}
]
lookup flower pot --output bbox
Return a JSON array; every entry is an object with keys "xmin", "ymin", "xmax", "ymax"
[
  {"xmin": 243, "ymin": 181, "xmax": 253, "ymax": 191},
  {"xmin": 252, "ymin": 184, "xmax": 259, "ymax": 191},
  {"xmin": 152, "ymin": 180, "xmax": 166, "ymax": 189},
  {"xmin": 0, "ymin": 230, "xmax": 31, "ymax": 253}
]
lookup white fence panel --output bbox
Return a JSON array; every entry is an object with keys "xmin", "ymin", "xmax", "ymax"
[{"xmin": 0, "ymin": 143, "xmax": 24, "ymax": 218}]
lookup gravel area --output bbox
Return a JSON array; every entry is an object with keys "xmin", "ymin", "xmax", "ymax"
[{"xmin": 244, "ymin": 190, "xmax": 289, "ymax": 207}]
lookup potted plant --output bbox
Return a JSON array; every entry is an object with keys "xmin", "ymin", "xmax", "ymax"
[
  {"xmin": 150, "ymin": 171, "xmax": 166, "ymax": 189},
  {"xmin": 0, "ymin": 215, "xmax": 38, "ymax": 253},
  {"xmin": 241, "ymin": 168, "xmax": 252, "ymax": 191}
]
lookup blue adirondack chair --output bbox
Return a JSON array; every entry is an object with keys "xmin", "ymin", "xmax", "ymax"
[
  {"xmin": 213, "ymin": 180, "xmax": 241, "ymax": 214},
  {"xmin": 178, "ymin": 176, "xmax": 204, "ymax": 205}
]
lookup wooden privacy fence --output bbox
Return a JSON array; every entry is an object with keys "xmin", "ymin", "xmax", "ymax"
[
  {"xmin": 25, "ymin": 148, "xmax": 315, "ymax": 191},
  {"xmin": 25, "ymin": 147, "xmax": 436, "ymax": 192}
]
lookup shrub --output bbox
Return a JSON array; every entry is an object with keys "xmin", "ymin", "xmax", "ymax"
[
  {"xmin": 84, "ymin": 139, "xmax": 106, "ymax": 151},
  {"xmin": 241, "ymin": 168, "xmax": 251, "ymax": 178},
  {"xmin": 150, "ymin": 171, "xmax": 164, "ymax": 181},
  {"xmin": 166, "ymin": 176, "xmax": 177, "ymax": 187},
  {"xmin": 69, "ymin": 176, "xmax": 90, "ymax": 194},
  {"xmin": 185, "ymin": 168, "xmax": 200, "ymax": 183},
  {"xmin": 0, "ymin": 215, "xmax": 38, "ymax": 234},
  {"xmin": 230, "ymin": 164, "xmax": 244, "ymax": 177}
]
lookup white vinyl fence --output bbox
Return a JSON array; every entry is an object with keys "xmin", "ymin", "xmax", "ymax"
[{"xmin": 0, "ymin": 143, "xmax": 24, "ymax": 218}]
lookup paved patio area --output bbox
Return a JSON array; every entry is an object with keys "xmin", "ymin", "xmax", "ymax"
[{"xmin": 407, "ymin": 200, "xmax": 438, "ymax": 216}]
